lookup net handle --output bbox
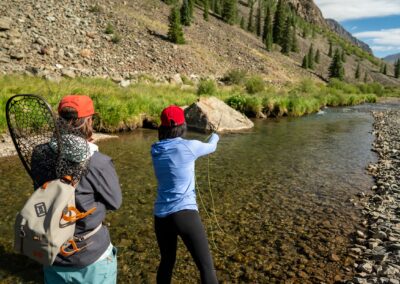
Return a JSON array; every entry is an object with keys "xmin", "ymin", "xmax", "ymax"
[{"xmin": 5, "ymin": 94, "xmax": 59, "ymax": 183}]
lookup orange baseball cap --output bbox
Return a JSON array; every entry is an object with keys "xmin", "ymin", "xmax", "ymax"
[{"xmin": 58, "ymin": 95, "xmax": 95, "ymax": 118}]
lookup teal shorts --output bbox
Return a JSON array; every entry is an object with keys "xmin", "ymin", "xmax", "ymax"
[{"xmin": 43, "ymin": 245, "xmax": 117, "ymax": 284}]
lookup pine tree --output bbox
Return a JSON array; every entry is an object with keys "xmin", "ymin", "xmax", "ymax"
[
  {"xmin": 329, "ymin": 49, "xmax": 344, "ymax": 80},
  {"xmin": 312, "ymin": 27, "xmax": 316, "ymax": 38},
  {"xmin": 181, "ymin": 0, "xmax": 191, "ymax": 26},
  {"xmin": 355, "ymin": 63, "xmax": 361, "ymax": 79},
  {"xmin": 328, "ymin": 41, "xmax": 333, "ymax": 57},
  {"xmin": 364, "ymin": 72, "xmax": 368, "ymax": 83},
  {"xmin": 247, "ymin": 0, "xmax": 254, "ymax": 32},
  {"xmin": 281, "ymin": 18, "xmax": 291, "ymax": 55},
  {"xmin": 188, "ymin": 0, "xmax": 194, "ymax": 18},
  {"xmin": 315, "ymin": 49, "xmax": 320, "ymax": 64},
  {"xmin": 395, "ymin": 59, "xmax": 400, "ymax": 79},
  {"xmin": 341, "ymin": 49, "xmax": 346, "ymax": 62},
  {"xmin": 214, "ymin": 0, "xmax": 221, "ymax": 14},
  {"xmin": 383, "ymin": 64, "xmax": 387, "ymax": 75},
  {"xmin": 256, "ymin": 0, "xmax": 262, "ymax": 37},
  {"xmin": 291, "ymin": 25, "xmax": 299, "ymax": 52},
  {"xmin": 264, "ymin": 6, "xmax": 273, "ymax": 52},
  {"xmin": 222, "ymin": 0, "xmax": 237, "ymax": 25},
  {"xmin": 168, "ymin": 5, "xmax": 185, "ymax": 44},
  {"xmin": 307, "ymin": 44, "xmax": 314, "ymax": 69},
  {"xmin": 273, "ymin": 0, "xmax": 286, "ymax": 45},
  {"xmin": 302, "ymin": 25, "xmax": 308, "ymax": 38},
  {"xmin": 240, "ymin": 16, "xmax": 245, "ymax": 29},
  {"xmin": 203, "ymin": 0, "xmax": 209, "ymax": 20},
  {"xmin": 302, "ymin": 55, "xmax": 309, "ymax": 69}
]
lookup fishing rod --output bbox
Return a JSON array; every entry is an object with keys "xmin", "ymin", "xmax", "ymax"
[{"xmin": 197, "ymin": 114, "xmax": 239, "ymax": 255}]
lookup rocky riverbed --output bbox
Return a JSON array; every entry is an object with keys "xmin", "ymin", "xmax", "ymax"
[{"xmin": 350, "ymin": 110, "xmax": 400, "ymax": 284}]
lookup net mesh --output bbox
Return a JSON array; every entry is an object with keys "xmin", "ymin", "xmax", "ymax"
[{"xmin": 6, "ymin": 95, "xmax": 89, "ymax": 187}]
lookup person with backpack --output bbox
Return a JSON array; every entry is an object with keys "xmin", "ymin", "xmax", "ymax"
[
  {"xmin": 30, "ymin": 95, "xmax": 122, "ymax": 283},
  {"xmin": 151, "ymin": 105, "xmax": 219, "ymax": 284}
]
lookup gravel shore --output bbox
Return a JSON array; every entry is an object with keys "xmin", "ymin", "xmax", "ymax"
[
  {"xmin": 350, "ymin": 110, "xmax": 400, "ymax": 284},
  {"xmin": 0, "ymin": 132, "xmax": 118, "ymax": 158}
]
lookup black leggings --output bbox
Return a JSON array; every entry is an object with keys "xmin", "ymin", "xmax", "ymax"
[{"xmin": 154, "ymin": 210, "xmax": 218, "ymax": 284}]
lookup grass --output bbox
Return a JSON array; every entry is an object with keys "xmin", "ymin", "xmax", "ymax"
[
  {"xmin": 1, "ymin": 75, "xmax": 396, "ymax": 133},
  {"xmin": 0, "ymin": 75, "xmax": 196, "ymax": 132}
]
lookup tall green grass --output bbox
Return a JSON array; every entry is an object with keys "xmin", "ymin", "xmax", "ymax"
[
  {"xmin": 0, "ymin": 75, "xmax": 395, "ymax": 133},
  {"xmin": 0, "ymin": 75, "xmax": 197, "ymax": 132}
]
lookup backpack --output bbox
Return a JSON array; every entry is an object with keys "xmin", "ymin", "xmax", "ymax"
[{"xmin": 14, "ymin": 176, "xmax": 97, "ymax": 266}]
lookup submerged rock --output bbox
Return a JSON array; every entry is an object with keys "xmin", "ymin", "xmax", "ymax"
[{"xmin": 184, "ymin": 96, "xmax": 254, "ymax": 133}]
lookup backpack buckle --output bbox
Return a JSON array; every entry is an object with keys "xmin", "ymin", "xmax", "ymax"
[{"xmin": 60, "ymin": 239, "xmax": 81, "ymax": 257}]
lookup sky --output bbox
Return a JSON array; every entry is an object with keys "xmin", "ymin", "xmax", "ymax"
[{"xmin": 314, "ymin": 0, "xmax": 400, "ymax": 58}]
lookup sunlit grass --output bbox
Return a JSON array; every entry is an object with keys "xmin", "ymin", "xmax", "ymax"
[{"xmin": 0, "ymin": 75, "xmax": 392, "ymax": 133}]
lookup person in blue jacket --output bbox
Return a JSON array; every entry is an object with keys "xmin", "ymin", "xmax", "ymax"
[{"xmin": 151, "ymin": 105, "xmax": 219, "ymax": 284}]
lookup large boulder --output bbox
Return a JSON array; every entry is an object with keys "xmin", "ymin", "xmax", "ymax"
[{"xmin": 185, "ymin": 97, "xmax": 254, "ymax": 133}]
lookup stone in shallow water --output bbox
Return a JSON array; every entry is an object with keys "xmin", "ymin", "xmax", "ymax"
[{"xmin": 184, "ymin": 96, "xmax": 254, "ymax": 133}]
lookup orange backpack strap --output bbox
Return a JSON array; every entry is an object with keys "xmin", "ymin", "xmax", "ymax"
[
  {"xmin": 62, "ymin": 207, "xmax": 97, "ymax": 223},
  {"xmin": 59, "ymin": 223, "xmax": 102, "ymax": 257}
]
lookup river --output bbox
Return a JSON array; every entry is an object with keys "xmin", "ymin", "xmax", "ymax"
[{"xmin": 0, "ymin": 101, "xmax": 399, "ymax": 283}]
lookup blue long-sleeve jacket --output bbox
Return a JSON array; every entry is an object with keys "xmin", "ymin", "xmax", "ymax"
[{"xmin": 151, "ymin": 134, "xmax": 219, "ymax": 217}]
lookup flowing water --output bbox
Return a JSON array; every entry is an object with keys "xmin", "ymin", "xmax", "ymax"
[{"xmin": 0, "ymin": 102, "xmax": 399, "ymax": 283}]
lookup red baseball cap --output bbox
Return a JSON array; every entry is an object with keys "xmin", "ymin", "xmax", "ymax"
[
  {"xmin": 58, "ymin": 95, "xmax": 95, "ymax": 118},
  {"xmin": 161, "ymin": 105, "xmax": 185, "ymax": 127}
]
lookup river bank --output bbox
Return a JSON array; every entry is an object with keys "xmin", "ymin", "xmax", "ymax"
[
  {"xmin": 0, "ymin": 75, "xmax": 381, "ymax": 133},
  {"xmin": 350, "ymin": 110, "xmax": 400, "ymax": 283},
  {"xmin": 0, "ymin": 132, "xmax": 117, "ymax": 158}
]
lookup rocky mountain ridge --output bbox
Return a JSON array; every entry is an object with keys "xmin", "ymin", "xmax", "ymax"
[
  {"xmin": 287, "ymin": 0, "xmax": 327, "ymax": 27},
  {"xmin": 326, "ymin": 19, "xmax": 373, "ymax": 54},
  {"xmin": 383, "ymin": 52, "xmax": 400, "ymax": 64}
]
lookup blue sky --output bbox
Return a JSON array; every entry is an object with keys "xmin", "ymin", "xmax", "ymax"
[{"xmin": 314, "ymin": 0, "xmax": 400, "ymax": 58}]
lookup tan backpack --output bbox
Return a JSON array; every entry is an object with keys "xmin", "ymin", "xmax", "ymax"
[{"xmin": 14, "ymin": 176, "xmax": 97, "ymax": 266}]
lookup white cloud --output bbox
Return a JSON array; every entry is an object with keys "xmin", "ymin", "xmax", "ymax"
[
  {"xmin": 354, "ymin": 28, "xmax": 400, "ymax": 45},
  {"xmin": 354, "ymin": 28, "xmax": 400, "ymax": 55},
  {"xmin": 315, "ymin": 0, "xmax": 400, "ymax": 21},
  {"xmin": 370, "ymin": 45, "xmax": 399, "ymax": 52}
]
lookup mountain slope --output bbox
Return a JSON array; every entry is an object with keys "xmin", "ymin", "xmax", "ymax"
[
  {"xmin": 326, "ymin": 19, "xmax": 372, "ymax": 54},
  {"xmin": 383, "ymin": 53, "xmax": 400, "ymax": 63},
  {"xmin": 0, "ymin": 0, "xmax": 398, "ymax": 87}
]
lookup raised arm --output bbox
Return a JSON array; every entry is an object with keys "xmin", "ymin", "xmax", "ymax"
[{"xmin": 187, "ymin": 133, "xmax": 220, "ymax": 159}]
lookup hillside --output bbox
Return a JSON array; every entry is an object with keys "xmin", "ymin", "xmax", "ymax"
[
  {"xmin": 0, "ymin": 0, "xmax": 399, "ymax": 86},
  {"xmin": 325, "ymin": 19, "xmax": 372, "ymax": 54},
  {"xmin": 383, "ymin": 52, "xmax": 400, "ymax": 64}
]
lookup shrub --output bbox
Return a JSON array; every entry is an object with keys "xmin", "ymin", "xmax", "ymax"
[
  {"xmin": 111, "ymin": 33, "xmax": 121, "ymax": 44},
  {"xmin": 181, "ymin": 75, "xmax": 194, "ymax": 85},
  {"xmin": 222, "ymin": 69, "xmax": 247, "ymax": 85},
  {"xmin": 105, "ymin": 23, "xmax": 114, "ymax": 34},
  {"xmin": 226, "ymin": 94, "xmax": 247, "ymax": 113},
  {"xmin": 245, "ymin": 76, "xmax": 265, "ymax": 94},
  {"xmin": 197, "ymin": 79, "xmax": 217, "ymax": 95},
  {"xmin": 328, "ymin": 79, "xmax": 359, "ymax": 94},
  {"xmin": 89, "ymin": 4, "xmax": 103, "ymax": 13}
]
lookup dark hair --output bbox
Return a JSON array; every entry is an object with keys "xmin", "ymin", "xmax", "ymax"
[
  {"xmin": 158, "ymin": 123, "xmax": 187, "ymax": 140},
  {"xmin": 59, "ymin": 107, "xmax": 93, "ymax": 140}
]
